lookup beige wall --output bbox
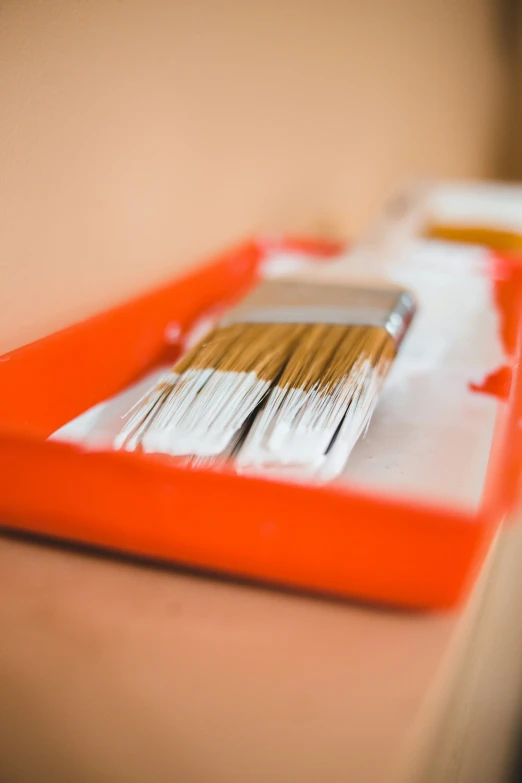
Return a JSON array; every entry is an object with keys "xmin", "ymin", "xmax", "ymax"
[{"xmin": 0, "ymin": 0, "xmax": 505, "ymax": 353}]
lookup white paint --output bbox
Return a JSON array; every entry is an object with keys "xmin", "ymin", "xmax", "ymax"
[
  {"xmin": 315, "ymin": 238, "xmax": 505, "ymax": 508},
  {"xmin": 429, "ymin": 181, "xmax": 522, "ymax": 234},
  {"xmin": 50, "ymin": 366, "xmax": 172, "ymax": 450},
  {"xmin": 259, "ymin": 250, "xmax": 316, "ymax": 278},
  {"xmin": 142, "ymin": 370, "xmax": 270, "ymax": 456}
]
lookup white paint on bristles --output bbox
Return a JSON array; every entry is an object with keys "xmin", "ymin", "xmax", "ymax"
[
  {"xmin": 141, "ymin": 370, "xmax": 270, "ymax": 457},
  {"xmin": 237, "ymin": 355, "xmax": 388, "ymax": 475}
]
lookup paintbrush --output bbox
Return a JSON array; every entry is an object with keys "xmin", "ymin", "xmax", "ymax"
[{"xmin": 115, "ymin": 264, "xmax": 416, "ymax": 480}]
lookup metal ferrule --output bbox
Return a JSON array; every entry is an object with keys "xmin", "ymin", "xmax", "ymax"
[{"xmin": 221, "ymin": 280, "xmax": 416, "ymax": 348}]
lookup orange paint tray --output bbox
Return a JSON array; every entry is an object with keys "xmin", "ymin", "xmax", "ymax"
[{"xmin": 1, "ymin": 236, "xmax": 522, "ymax": 609}]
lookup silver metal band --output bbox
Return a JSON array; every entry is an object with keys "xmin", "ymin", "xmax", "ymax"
[{"xmin": 221, "ymin": 281, "xmax": 416, "ymax": 348}]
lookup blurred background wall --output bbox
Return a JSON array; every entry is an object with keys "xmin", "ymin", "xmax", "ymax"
[
  {"xmin": 0, "ymin": 0, "xmax": 512, "ymax": 353},
  {"xmin": 499, "ymin": 0, "xmax": 522, "ymax": 180}
]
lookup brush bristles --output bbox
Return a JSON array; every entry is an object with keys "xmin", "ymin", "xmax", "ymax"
[
  {"xmin": 115, "ymin": 322, "xmax": 395, "ymax": 480},
  {"xmin": 236, "ymin": 326, "xmax": 395, "ymax": 478},
  {"xmin": 113, "ymin": 371, "xmax": 178, "ymax": 451},
  {"xmin": 138, "ymin": 323, "xmax": 306, "ymax": 456}
]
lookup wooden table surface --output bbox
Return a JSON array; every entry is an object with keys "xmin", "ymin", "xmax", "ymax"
[{"xmin": 2, "ymin": 520, "xmax": 522, "ymax": 783}]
